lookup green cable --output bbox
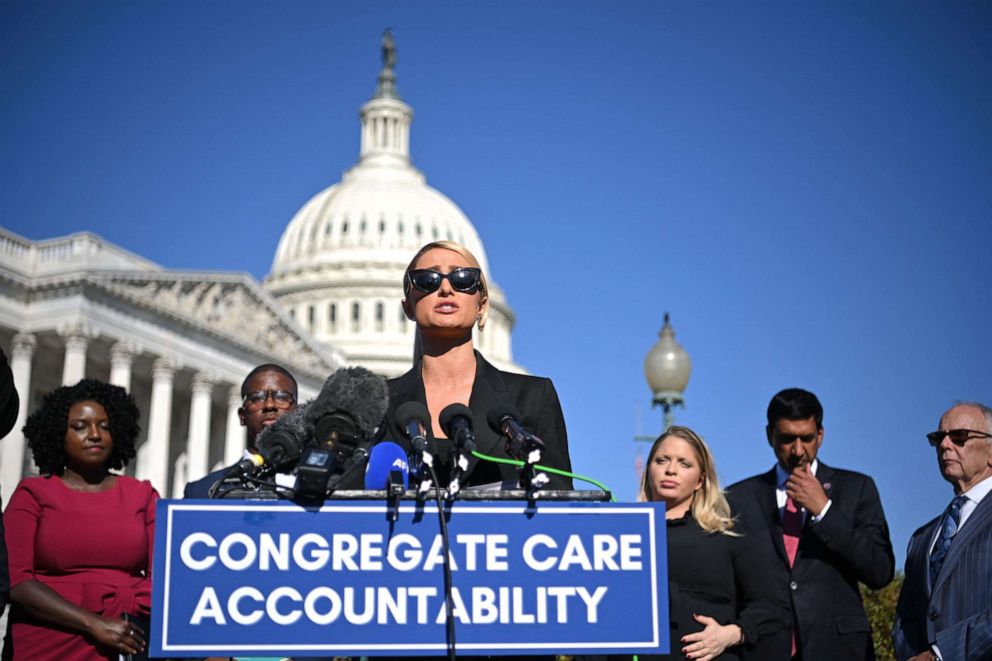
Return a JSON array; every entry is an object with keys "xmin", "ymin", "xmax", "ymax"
[{"xmin": 470, "ymin": 450, "xmax": 616, "ymax": 502}]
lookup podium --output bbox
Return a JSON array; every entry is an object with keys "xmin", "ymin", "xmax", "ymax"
[{"xmin": 151, "ymin": 490, "xmax": 669, "ymax": 658}]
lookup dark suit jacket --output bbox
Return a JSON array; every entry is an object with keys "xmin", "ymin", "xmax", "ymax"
[
  {"xmin": 379, "ymin": 351, "xmax": 573, "ymax": 490},
  {"xmin": 183, "ymin": 466, "xmax": 233, "ymax": 499},
  {"xmin": 892, "ymin": 492, "xmax": 992, "ymax": 660},
  {"xmin": 727, "ymin": 463, "xmax": 895, "ymax": 660},
  {"xmin": 1, "ymin": 346, "xmax": 18, "ymax": 613}
]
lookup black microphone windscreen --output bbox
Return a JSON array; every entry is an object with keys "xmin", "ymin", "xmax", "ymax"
[
  {"xmin": 487, "ymin": 401, "xmax": 522, "ymax": 433},
  {"xmin": 307, "ymin": 367, "xmax": 389, "ymax": 444},
  {"xmin": 439, "ymin": 403, "xmax": 474, "ymax": 437},
  {"xmin": 396, "ymin": 401, "xmax": 430, "ymax": 431},
  {"xmin": 256, "ymin": 402, "xmax": 312, "ymax": 460}
]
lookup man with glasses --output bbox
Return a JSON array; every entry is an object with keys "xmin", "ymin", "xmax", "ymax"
[
  {"xmin": 893, "ymin": 402, "xmax": 992, "ymax": 661},
  {"xmin": 183, "ymin": 364, "xmax": 298, "ymax": 498},
  {"xmin": 726, "ymin": 388, "xmax": 895, "ymax": 660}
]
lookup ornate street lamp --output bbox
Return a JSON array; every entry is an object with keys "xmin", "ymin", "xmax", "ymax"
[{"xmin": 642, "ymin": 313, "xmax": 692, "ymax": 432}]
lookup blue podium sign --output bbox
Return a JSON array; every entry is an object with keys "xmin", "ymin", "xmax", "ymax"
[{"xmin": 152, "ymin": 500, "xmax": 668, "ymax": 657}]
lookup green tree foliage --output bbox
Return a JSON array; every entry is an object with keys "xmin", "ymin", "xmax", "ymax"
[{"xmin": 861, "ymin": 572, "xmax": 903, "ymax": 661}]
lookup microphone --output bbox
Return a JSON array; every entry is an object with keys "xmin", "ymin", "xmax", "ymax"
[
  {"xmin": 395, "ymin": 401, "xmax": 430, "ymax": 453},
  {"xmin": 364, "ymin": 441, "xmax": 411, "ymax": 490},
  {"xmin": 487, "ymin": 403, "xmax": 550, "ymax": 492},
  {"xmin": 440, "ymin": 404, "xmax": 476, "ymax": 497},
  {"xmin": 306, "ymin": 367, "xmax": 389, "ymax": 465},
  {"xmin": 226, "ymin": 403, "xmax": 311, "ymax": 478},
  {"xmin": 295, "ymin": 446, "xmax": 337, "ymax": 502},
  {"xmin": 395, "ymin": 401, "xmax": 434, "ymax": 494},
  {"xmin": 439, "ymin": 403, "xmax": 476, "ymax": 454},
  {"xmin": 487, "ymin": 403, "xmax": 545, "ymax": 462},
  {"xmin": 366, "ymin": 441, "xmax": 410, "ymax": 521}
]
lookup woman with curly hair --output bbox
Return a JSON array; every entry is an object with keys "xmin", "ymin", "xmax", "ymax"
[
  {"xmin": 634, "ymin": 426, "xmax": 788, "ymax": 661},
  {"xmin": 2, "ymin": 379, "xmax": 156, "ymax": 661}
]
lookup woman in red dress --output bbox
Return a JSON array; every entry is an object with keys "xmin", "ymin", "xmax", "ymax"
[{"xmin": 3, "ymin": 379, "xmax": 157, "ymax": 660}]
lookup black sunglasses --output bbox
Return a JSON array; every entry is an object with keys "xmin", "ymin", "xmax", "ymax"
[
  {"xmin": 406, "ymin": 267, "xmax": 482, "ymax": 294},
  {"xmin": 926, "ymin": 428, "xmax": 992, "ymax": 447}
]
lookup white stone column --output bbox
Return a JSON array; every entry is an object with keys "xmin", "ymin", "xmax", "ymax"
[
  {"xmin": 59, "ymin": 324, "xmax": 94, "ymax": 385},
  {"xmin": 137, "ymin": 357, "xmax": 177, "ymax": 496},
  {"xmin": 1, "ymin": 333, "xmax": 36, "ymax": 503},
  {"xmin": 109, "ymin": 341, "xmax": 141, "ymax": 390},
  {"xmin": 185, "ymin": 373, "xmax": 214, "ymax": 483},
  {"xmin": 172, "ymin": 452, "xmax": 188, "ymax": 501},
  {"xmin": 224, "ymin": 385, "xmax": 246, "ymax": 466}
]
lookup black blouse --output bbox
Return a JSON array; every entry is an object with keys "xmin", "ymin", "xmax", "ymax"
[{"xmin": 639, "ymin": 512, "xmax": 789, "ymax": 661}]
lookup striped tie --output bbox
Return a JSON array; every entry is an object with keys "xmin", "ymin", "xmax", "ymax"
[{"xmin": 929, "ymin": 494, "xmax": 967, "ymax": 582}]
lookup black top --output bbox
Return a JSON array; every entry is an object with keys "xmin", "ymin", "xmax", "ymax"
[
  {"xmin": 653, "ymin": 512, "xmax": 789, "ymax": 660},
  {"xmin": 377, "ymin": 351, "xmax": 573, "ymax": 490}
]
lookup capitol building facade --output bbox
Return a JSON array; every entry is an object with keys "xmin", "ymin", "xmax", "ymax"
[{"xmin": 0, "ymin": 38, "xmax": 519, "ymax": 499}]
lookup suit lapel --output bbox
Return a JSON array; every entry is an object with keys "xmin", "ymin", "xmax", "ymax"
[
  {"xmin": 932, "ymin": 493, "xmax": 992, "ymax": 595},
  {"xmin": 912, "ymin": 516, "xmax": 941, "ymax": 596},
  {"xmin": 387, "ymin": 363, "xmax": 429, "ymax": 436},
  {"xmin": 468, "ymin": 352, "xmax": 508, "ymax": 458},
  {"xmin": 760, "ymin": 469, "xmax": 789, "ymax": 565}
]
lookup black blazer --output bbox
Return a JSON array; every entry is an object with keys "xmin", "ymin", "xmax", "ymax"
[
  {"xmin": 893, "ymin": 492, "xmax": 992, "ymax": 660},
  {"xmin": 183, "ymin": 466, "xmax": 232, "ymax": 499},
  {"xmin": 727, "ymin": 463, "xmax": 895, "ymax": 661},
  {"xmin": 379, "ymin": 351, "xmax": 573, "ymax": 490}
]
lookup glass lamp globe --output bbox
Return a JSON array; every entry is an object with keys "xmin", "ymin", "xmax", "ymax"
[{"xmin": 643, "ymin": 313, "xmax": 691, "ymax": 404}]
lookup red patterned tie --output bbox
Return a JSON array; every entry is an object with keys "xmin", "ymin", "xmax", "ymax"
[
  {"xmin": 782, "ymin": 496, "xmax": 803, "ymax": 566},
  {"xmin": 782, "ymin": 496, "xmax": 803, "ymax": 657}
]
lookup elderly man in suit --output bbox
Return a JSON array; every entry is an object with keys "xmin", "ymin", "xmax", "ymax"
[
  {"xmin": 892, "ymin": 401, "xmax": 992, "ymax": 661},
  {"xmin": 727, "ymin": 388, "xmax": 895, "ymax": 660},
  {"xmin": 183, "ymin": 363, "xmax": 298, "ymax": 498}
]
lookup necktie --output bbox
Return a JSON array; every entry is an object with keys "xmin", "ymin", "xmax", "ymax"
[
  {"xmin": 782, "ymin": 496, "xmax": 804, "ymax": 656},
  {"xmin": 929, "ymin": 494, "xmax": 967, "ymax": 583},
  {"xmin": 782, "ymin": 496, "xmax": 803, "ymax": 567}
]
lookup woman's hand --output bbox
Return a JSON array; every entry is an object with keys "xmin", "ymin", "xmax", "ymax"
[
  {"xmin": 87, "ymin": 615, "xmax": 146, "ymax": 655},
  {"xmin": 680, "ymin": 614, "xmax": 742, "ymax": 660},
  {"xmin": 10, "ymin": 580, "xmax": 147, "ymax": 654}
]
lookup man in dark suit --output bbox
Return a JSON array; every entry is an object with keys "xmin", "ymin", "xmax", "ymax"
[
  {"xmin": 727, "ymin": 388, "xmax": 894, "ymax": 660},
  {"xmin": 892, "ymin": 401, "xmax": 992, "ymax": 661},
  {"xmin": 183, "ymin": 364, "xmax": 298, "ymax": 498}
]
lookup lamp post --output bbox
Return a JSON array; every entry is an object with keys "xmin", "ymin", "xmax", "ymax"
[{"xmin": 642, "ymin": 312, "xmax": 692, "ymax": 433}]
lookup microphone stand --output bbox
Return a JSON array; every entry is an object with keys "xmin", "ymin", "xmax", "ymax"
[
  {"xmin": 446, "ymin": 449, "xmax": 471, "ymax": 500},
  {"xmin": 410, "ymin": 447, "xmax": 435, "ymax": 502},
  {"xmin": 513, "ymin": 439, "xmax": 550, "ymax": 499},
  {"xmin": 422, "ymin": 460, "xmax": 457, "ymax": 661},
  {"xmin": 386, "ymin": 471, "xmax": 405, "ymax": 523},
  {"xmin": 324, "ymin": 439, "xmax": 373, "ymax": 494},
  {"xmin": 404, "ymin": 444, "xmax": 455, "ymax": 659}
]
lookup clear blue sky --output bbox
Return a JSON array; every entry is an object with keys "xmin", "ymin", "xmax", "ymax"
[{"xmin": 2, "ymin": 1, "xmax": 990, "ymax": 567}]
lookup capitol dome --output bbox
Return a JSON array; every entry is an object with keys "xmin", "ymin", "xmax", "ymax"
[{"xmin": 264, "ymin": 33, "xmax": 518, "ymax": 377}]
